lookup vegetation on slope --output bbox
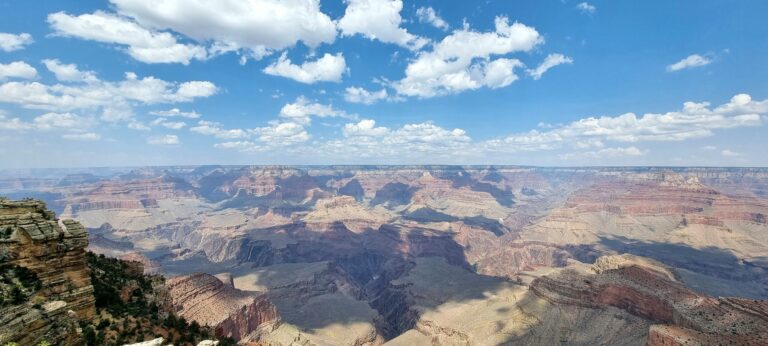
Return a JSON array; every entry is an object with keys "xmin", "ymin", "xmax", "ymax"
[
  {"xmin": 0, "ymin": 264, "xmax": 42, "ymax": 308},
  {"xmin": 82, "ymin": 252, "xmax": 236, "ymax": 346}
]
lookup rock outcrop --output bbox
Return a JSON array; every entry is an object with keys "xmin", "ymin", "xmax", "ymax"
[
  {"xmin": 123, "ymin": 337, "xmax": 221, "ymax": 346},
  {"xmin": 166, "ymin": 273, "xmax": 279, "ymax": 341},
  {"xmin": 119, "ymin": 251, "xmax": 161, "ymax": 274},
  {"xmin": 530, "ymin": 254, "xmax": 768, "ymax": 345},
  {"xmin": 0, "ymin": 198, "xmax": 96, "ymax": 345}
]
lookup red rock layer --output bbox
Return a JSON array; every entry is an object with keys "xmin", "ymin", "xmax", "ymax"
[
  {"xmin": 560, "ymin": 172, "xmax": 767, "ymax": 224},
  {"xmin": 166, "ymin": 273, "xmax": 279, "ymax": 341},
  {"xmin": 530, "ymin": 256, "xmax": 768, "ymax": 345},
  {"xmin": 85, "ymin": 176, "xmax": 195, "ymax": 200},
  {"xmin": 61, "ymin": 175, "xmax": 196, "ymax": 215},
  {"xmin": 454, "ymin": 224, "xmax": 570, "ymax": 277}
]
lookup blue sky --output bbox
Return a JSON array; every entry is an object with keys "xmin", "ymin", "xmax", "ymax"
[{"xmin": 0, "ymin": 0, "xmax": 766, "ymax": 168}]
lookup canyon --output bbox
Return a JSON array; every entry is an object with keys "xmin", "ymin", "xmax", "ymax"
[{"xmin": 1, "ymin": 166, "xmax": 767, "ymax": 345}]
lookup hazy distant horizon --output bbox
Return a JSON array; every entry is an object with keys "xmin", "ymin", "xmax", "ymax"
[{"xmin": 2, "ymin": 164, "xmax": 768, "ymax": 174}]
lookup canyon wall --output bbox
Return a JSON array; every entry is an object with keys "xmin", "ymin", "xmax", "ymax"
[
  {"xmin": 0, "ymin": 198, "xmax": 96, "ymax": 345},
  {"xmin": 530, "ymin": 255, "xmax": 768, "ymax": 345},
  {"xmin": 166, "ymin": 273, "xmax": 279, "ymax": 341}
]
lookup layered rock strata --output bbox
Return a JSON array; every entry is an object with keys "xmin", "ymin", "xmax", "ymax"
[
  {"xmin": 0, "ymin": 198, "xmax": 96, "ymax": 344},
  {"xmin": 166, "ymin": 273, "xmax": 279, "ymax": 341},
  {"xmin": 530, "ymin": 254, "xmax": 768, "ymax": 345}
]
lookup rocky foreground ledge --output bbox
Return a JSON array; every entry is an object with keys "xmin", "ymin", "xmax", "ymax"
[{"xmin": 0, "ymin": 198, "xmax": 96, "ymax": 345}]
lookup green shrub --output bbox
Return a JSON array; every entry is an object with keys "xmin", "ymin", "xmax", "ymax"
[{"xmin": 10, "ymin": 285, "xmax": 24, "ymax": 304}]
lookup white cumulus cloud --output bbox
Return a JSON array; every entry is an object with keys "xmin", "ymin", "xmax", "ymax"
[
  {"xmin": 0, "ymin": 33, "xmax": 33, "ymax": 52},
  {"xmin": 48, "ymin": 11, "xmax": 207, "ymax": 65},
  {"xmin": 338, "ymin": 0, "xmax": 428, "ymax": 50},
  {"xmin": 0, "ymin": 65, "xmax": 217, "ymax": 124},
  {"xmin": 393, "ymin": 17, "xmax": 541, "ymax": 98},
  {"xmin": 252, "ymin": 121, "xmax": 309, "ymax": 144},
  {"xmin": 192, "ymin": 97, "xmax": 357, "ymax": 150},
  {"xmin": 343, "ymin": 119, "xmax": 389, "ymax": 137},
  {"xmin": 110, "ymin": 0, "xmax": 336, "ymax": 61},
  {"xmin": 197, "ymin": 93, "xmax": 768, "ymax": 164},
  {"xmin": 0, "ymin": 112, "xmax": 94, "ymax": 134},
  {"xmin": 263, "ymin": 53, "xmax": 346, "ymax": 84},
  {"xmin": 190, "ymin": 121, "xmax": 249, "ymax": 139},
  {"xmin": 0, "ymin": 61, "xmax": 38, "ymax": 81},
  {"xmin": 484, "ymin": 93, "xmax": 766, "ymax": 153},
  {"xmin": 279, "ymin": 96, "xmax": 354, "ymax": 125},
  {"xmin": 344, "ymin": 87, "xmax": 389, "ymax": 105},
  {"xmin": 151, "ymin": 117, "xmax": 186, "ymax": 130},
  {"xmin": 33, "ymin": 112, "xmax": 92, "ymax": 131},
  {"xmin": 478, "ymin": 58, "xmax": 524, "ymax": 88},
  {"xmin": 416, "ymin": 7, "xmax": 449, "ymax": 31},
  {"xmin": 42, "ymin": 59, "xmax": 98, "ymax": 83}
]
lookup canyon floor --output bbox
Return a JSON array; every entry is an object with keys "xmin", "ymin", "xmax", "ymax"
[{"xmin": 2, "ymin": 165, "xmax": 767, "ymax": 345}]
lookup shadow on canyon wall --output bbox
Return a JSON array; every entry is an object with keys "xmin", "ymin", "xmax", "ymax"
[{"xmin": 226, "ymin": 220, "xmax": 519, "ymax": 339}]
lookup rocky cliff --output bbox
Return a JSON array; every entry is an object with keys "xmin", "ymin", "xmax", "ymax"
[
  {"xmin": 0, "ymin": 198, "xmax": 242, "ymax": 346},
  {"xmin": 166, "ymin": 273, "xmax": 279, "ymax": 341},
  {"xmin": 0, "ymin": 198, "xmax": 96, "ymax": 345},
  {"xmin": 530, "ymin": 254, "xmax": 768, "ymax": 345}
]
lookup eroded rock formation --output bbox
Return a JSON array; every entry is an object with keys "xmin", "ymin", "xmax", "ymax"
[
  {"xmin": 166, "ymin": 273, "xmax": 279, "ymax": 341},
  {"xmin": 530, "ymin": 254, "xmax": 768, "ymax": 345},
  {"xmin": 0, "ymin": 198, "xmax": 95, "ymax": 345}
]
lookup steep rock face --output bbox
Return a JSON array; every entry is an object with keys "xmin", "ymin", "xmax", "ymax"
[
  {"xmin": 562, "ymin": 174, "xmax": 718, "ymax": 216},
  {"xmin": 229, "ymin": 168, "xmax": 314, "ymax": 198},
  {"xmin": 410, "ymin": 171, "xmax": 515, "ymax": 215},
  {"xmin": 166, "ymin": 273, "xmax": 279, "ymax": 341},
  {"xmin": 83, "ymin": 175, "xmax": 196, "ymax": 201},
  {"xmin": 538, "ymin": 171, "xmax": 767, "ymax": 227},
  {"xmin": 453, "ymin": 224, "xmax": 570, "ymax": 278},
  {"xmin": 0, "ymin": 300, "xmax": 81, "ymax": 346},
  {"xmin": 646, "ymin": 323, "xmax": 768, "ymax": 346},
  {"xmin": 530, "ymin": 255, "xmax": 768, "ymax": 345},
  {"xmin": 65, "ymin": 199, "xmax": 157, "ymax": 214},
  {"xmin": 0, "ymin": 198, "xmax": 96, "ymax": 345},
  {"xmin": 691, "ymin": 168, "xmax": 768, "ymax": 198},
  {"xmin": 59, "ymin": 175, "xmax": 197, "ymax": 224},
  {"xmin": 213, "ymin": 294, "xmax": 278, "ymax": 341},
  {"xmin": 119, "ymin": 251, "xmax": 161, "ymax": 274}
]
